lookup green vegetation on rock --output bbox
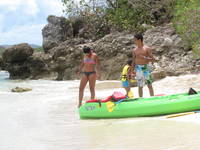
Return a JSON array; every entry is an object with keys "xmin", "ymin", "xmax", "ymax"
[
  {"xmin": 0, "ymin": 47, "xmax": 5, "ymax": 55},
  {"xmin": 62, "ymin": 0, "xmax": 174, "ymax": 34},
  {"xmin": 173, "ymin": 0, "xmax": 200, "ymax": 56},
  {"xmin": 34, "ymin": 47, "xmax": 44, "ymax": 52},
  {"xmin": 105, "ymin": 0, "xmax": 151, "ymax": 32}
]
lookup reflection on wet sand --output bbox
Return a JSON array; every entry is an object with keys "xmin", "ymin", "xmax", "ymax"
[{"xmin": 96, "ymin": 81, "xmax": 122, "ymax": 90}]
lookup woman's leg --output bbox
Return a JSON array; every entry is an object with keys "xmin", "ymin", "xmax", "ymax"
[
  {"xmin": 88, "ymin": 73, "xmax": 96, "ymax": 99},
  {"xmin": 79, "ymin": 75, "xmax": 88, "ymax": 107}
]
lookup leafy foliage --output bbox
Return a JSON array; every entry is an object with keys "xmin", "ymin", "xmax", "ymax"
[
  {"xmin": 61, "ymin": 0, "xmax": 175, "ymax": 35},
  {"xmin": 0, "ymin": 47, "xmax": 5, "ymax": 55},
  {"xmin": 173, "ymin": 0, "xmax": 200, "ymax": 56},
  {"xmin": 34, "ymin": 47, "xmax": 44, "ymax": 52},
  {"xmin": 62, "ymin": 0, "xmax": 110, "ymax": 40},
  {"xmin": 105, "ymin": 0, "xmax": 152, "ymax": 32}
]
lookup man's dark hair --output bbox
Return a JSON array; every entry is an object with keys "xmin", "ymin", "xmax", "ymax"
[
  {"xmin": 127, "ymin": 59, "xmax": 132, "ymax": 65},
  {"xmin": 83, "ymin": 46, "xmax": 91, "ymax": 53},
  {"xmin": 134, "ymin": 33, "xmax": 143, "ymax": 42}
]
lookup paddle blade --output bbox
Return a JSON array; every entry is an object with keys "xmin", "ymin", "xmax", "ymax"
[
  {"xmin": 128, "ymin": 90, "xmax": 134, "ymax": 98},
  {"xmin": 106, "ymin": 101, "xmax": 115, "ymax": 112}
]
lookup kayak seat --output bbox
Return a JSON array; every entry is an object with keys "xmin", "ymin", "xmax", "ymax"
[
  {"xmin": 188, "ymin": 88, "xmax": 198, "ymax": 95},
  {"xmin": 86, "ymin": 92, "xmax": 126, "ymax": 103}
]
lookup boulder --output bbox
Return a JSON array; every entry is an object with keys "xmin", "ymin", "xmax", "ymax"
[
  {"xmin": 11, "ymin": 87, "xmax": 32, "ymax": 92},
  {"xmin": 2, "ymin": 43, "xmax": 34, "ymax": 63},
  {"xmin": 6, "ymin": 62, "xmax": 30, "ymax": 79},
  {"xmin": 27, "ymin": 52, "xmax": 53, "ymax": 79},
  {"xmin": 1, "ymin": 43, "xmax": 34, "ymax": 79},
  {"xmin": 2, "ymin": 44, "xmax": 54, "ymax": 79},
  {"xmin": 152, "ymin": 70, "xmax": 166, "ymax": 80}
]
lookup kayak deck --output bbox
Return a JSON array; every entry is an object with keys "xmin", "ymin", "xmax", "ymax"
[{"xmin": 79, "ymin": 92, "xmax": 200, "ymax": 119}]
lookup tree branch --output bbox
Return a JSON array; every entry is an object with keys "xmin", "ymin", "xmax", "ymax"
[{"xmin": 106, "ymin": 0, "xmax": 116, "ymax": 9}]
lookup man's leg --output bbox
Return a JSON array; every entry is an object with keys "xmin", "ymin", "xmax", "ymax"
[
  {"xmin": 138, "ymin": 87, "xmax": 143, "ymax": 97},
  {"xmin": 147, "ymin": 84, "xmax": 154, "ymax": 96}
]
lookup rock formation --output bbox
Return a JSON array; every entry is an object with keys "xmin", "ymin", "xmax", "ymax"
[
  {"xmin": 42, "ymin": 16, "xmax": 73, "ymax": 52},
  {"xmin": 0, "ymin": 56, "xmax": 3, "ymax": 70},
  {"xmin": 1, "ymin": 16, "xmax": 200, "ymax": 81},
  {"xmin": 144, "ymin": 23, "xmax": 200, "ymax": 76},
  {"xmin": 2, "ymin": 43, "xmax": 53, "ymax": 79}
]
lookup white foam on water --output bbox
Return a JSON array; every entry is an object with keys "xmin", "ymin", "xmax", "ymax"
[{"xmin": 1, "ymin": 71, "xmax": 200, "ymax": 150}]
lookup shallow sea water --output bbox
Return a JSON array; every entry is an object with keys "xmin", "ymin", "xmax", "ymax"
[{"xmin": 1, "ymin": 71, "xmax": 200, "ymax": 150}]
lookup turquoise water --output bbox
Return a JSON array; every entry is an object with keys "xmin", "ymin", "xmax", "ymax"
[
  {"xmin": 0, "ymin": 71, "xmax": 9, "ymax": 81},
  {"xmin": 0, "ymin": 71, "xmax": 12, "ymax": 91},
  {"xmin": 1, "ymin": 71, "xmax": 200, "ymax": 150}
]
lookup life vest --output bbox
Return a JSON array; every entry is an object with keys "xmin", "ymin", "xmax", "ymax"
[{"xmin": 121, "ymin": 65, "xmax": 130, "ymax": 81}]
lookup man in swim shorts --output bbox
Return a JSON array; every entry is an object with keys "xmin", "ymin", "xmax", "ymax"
[{"xmin": 132, "ymin": 33, "xmax": 158, "ymax": 97}]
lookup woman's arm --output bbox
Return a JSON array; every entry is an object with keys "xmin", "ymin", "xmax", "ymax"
[
  {"xmin": 95, "ymin": 55, "xmax": 101, "ymax": 79},
  {"xmin": 78, "ymin": 59, "xmax": 84, "ymax": 75}
]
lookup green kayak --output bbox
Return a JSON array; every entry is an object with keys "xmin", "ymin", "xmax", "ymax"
[{"xmin": 79, "ymin": 91, "xmax": 200, "ymax": 119}]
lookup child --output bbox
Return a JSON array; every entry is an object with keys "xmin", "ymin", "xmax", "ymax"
[{"xmin": 121, "ymin": 59, "xmax": 136, "ymax": 98}]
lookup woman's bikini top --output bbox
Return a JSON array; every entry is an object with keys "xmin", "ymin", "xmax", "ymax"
[{"xmin": 84, "ymin": 54, "xmax": 96, "ymax": 64}]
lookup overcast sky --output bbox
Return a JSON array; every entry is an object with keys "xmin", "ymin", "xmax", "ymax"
[{"xmin": 0, "ymin": 0, "xmax": 65, "ymax": 46}]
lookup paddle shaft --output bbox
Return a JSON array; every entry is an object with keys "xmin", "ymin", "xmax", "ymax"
[{"xmin": 166, "ymin": 111, "xmax": 200, "ymax": 118}]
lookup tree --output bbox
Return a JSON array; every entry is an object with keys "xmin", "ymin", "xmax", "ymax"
[
  {"xmin": 61, "ymin": 0, "xmax": 110, "ymax": 40},
  {"xmin": 61, "ymin": 0, "xmax": 175, "ymax": 33},
  {"xmin": 61, "ymin": 0, "xmax": 107, "ymax": 16}
]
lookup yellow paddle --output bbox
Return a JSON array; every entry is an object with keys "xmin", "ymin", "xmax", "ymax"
[
  {"xmin": 106, "ymin": 101, "xmax": 115, "ymax": 112},
  {"xmin": 128, "ymin": 90, "xmax": 134, "ymax": 98},
  {"xmin": 106, "ymin": 98, "xmax": 126, "ymax": 112},
  {"xmin": 166, "ymin": 112, "xmax": 195, "ymax": 118}
]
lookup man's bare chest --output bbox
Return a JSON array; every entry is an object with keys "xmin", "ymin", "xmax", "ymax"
[{"xmin": 134, "ymin": 50, "xmax": 147, "ymax": 56}]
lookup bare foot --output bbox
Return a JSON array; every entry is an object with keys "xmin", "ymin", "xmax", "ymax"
[{"xmin": 78, "ymin": 103, "xmax": 82, "ymax": 108}]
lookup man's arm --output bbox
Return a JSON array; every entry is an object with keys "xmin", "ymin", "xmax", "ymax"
[{"xmin": 146, "ymin": 47, "xmax": 158, "ymax": 62}]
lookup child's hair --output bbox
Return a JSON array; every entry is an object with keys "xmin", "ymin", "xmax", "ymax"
[
  {"xmin": 83, "ymin": 46, "xmax": 91, "ymax": 53},
  {"xmin": 127, "ymin": 59, "xmax": 132, "ymax": 65}
]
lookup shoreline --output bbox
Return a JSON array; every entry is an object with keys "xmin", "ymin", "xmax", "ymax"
[{"xmin": 1, "ymin": 71, "xmax": 200, "ymax": 124}]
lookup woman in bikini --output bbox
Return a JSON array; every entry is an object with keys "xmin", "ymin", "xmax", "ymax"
[{"xmin": 78, "ymin": 46, "xmax": 100, "ymax": 108}]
